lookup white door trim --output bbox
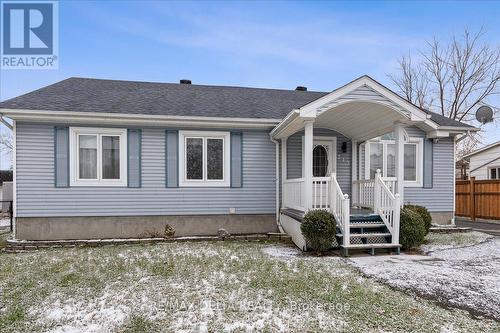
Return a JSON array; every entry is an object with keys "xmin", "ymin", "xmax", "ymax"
[{"xmin": 302, "ymin": 135, "xmax": 337, "ymax": 177}]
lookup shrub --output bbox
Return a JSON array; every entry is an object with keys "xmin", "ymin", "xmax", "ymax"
[
  {"xmin": 404, "ymin": 204, "xmax": 432, "ymax": 234},
  {"xmin": 300, "ymin": 210, "xmax": 336, "ymax": 253},
  {"xmin": 399, "ymin": 207, "xmax": 426, "ymax": 250}
]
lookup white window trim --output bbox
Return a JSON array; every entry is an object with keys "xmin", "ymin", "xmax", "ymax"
[
  {"xmin": 178, "ymin": 130, "xmax": 231, "ymax": 187},
  {"xmin": 365, "ymin": 137, "xmax": 423, "ymax": 187},
  {"xmin": 69, "ymin": 127, "xmax": 128, "ymax": 187},
  {"xmin": 488, "ymin": 166, "xmax": 500, "ymax": 180}
]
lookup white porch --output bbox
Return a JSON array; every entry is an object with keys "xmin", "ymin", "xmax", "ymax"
[{"xmin": 272, "ymin": 76, "xmax": 443, "ymax": 254}]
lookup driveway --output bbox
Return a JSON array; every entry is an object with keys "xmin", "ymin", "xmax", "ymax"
[
  {"xmin": 456, "ymin": 218, "xmax": 500, "ymax": 236},
  {"xmin": 349, "ymin": 232, "xmax": 500, "ymax": 320}
]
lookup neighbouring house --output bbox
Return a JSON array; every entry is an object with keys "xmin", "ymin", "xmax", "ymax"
[
  {"xmin": 460, "ymin": 141, "xmax": 500, "ymax": 180},
  {"xmin": 0, "ymin": 170, "xmax": 13, "ymax": 211},
  {"xmin": 0, "ymin": 76, "xmax": 478, "ymax": 252}
]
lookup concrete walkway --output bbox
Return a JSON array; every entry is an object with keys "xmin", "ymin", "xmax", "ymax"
[{"xmin": 350, "ymin": 234, "xmax": 500, "ymax": 321}]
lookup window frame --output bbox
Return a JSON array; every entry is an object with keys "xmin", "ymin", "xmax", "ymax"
[
  {"xmin": 364, "ymin": 137, "xmax": 423, "ymax": 187},
  {"xmin": 178, "ymin": 130, "xmax": 231, "ymax": 187},
  {"xmin": 489, "ymin": 166, "xmax": 500, "ymax": 180},
  {"xmin": 69, "ymin": 127, "xmax": 128, "ymax": 187}
]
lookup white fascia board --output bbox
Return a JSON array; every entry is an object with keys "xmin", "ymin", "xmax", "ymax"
[
  {"xmin": 270, "ymin": 109, "xmax": 301, "ymax": 139},
  {"xmin": 0, "ymin": 109, "xmax": 281, "ymax": 129},
  {"xmin": 298, "ymin": 76, "xmax": 432, "ymax": 124}
]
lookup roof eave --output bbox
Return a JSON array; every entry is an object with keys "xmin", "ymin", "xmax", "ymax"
[{"xmin": 0, "ymin": 108, "xmax": 282, "ymax": 129}]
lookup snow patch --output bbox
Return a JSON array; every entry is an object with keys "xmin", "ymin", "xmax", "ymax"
[
  {"xmin": 261, "ymin": 245, "xmax": 300, "ymax": 258},
  {"xmin": 350, "ymin": 236, "xmax": 500, "ymax": 320}
]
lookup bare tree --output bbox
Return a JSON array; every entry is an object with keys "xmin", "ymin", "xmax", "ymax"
[
  {"xmin": 389, "ymin": 28, "xmax": 500, "ymax": 156},
  {"xmin": 0, "ymin": 131, "xmax": 13, "ymax": 155}
]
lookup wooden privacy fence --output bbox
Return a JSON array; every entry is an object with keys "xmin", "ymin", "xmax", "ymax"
[{"xmin": 456, "ymin": 177, "xmax": 500, "ymax": 220}]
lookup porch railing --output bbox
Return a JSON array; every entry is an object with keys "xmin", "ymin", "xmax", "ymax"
[
  {"xmin": 374, "ymin": 170, "xmax": 400, "ymax": 245},
  {"xmin": 283, "ymin": 178, "xmax": 305, "ymax": 211},
  {"xmin": 352, "ymin": 179, "xmax": 374, "ymax": 208},
  {"xmin": 312, "ymin": 177, "xmax": 331, "ymax": 209},
  {"xmin": 352, "ymin": 177, "xmax": 396, "ymax": 209},
  {"xmin": 329, "ymin": 173, "xmax": 350, "ymax": 246}
]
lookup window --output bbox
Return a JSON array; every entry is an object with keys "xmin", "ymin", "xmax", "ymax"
[
  {"xmin": 70, "ymin": 127, "xmax": 127, "ymax": 186},
  {"xmin": 365, "ymin": 137, "xmax": 423, "ymax": 187},
  {"xmin": 369, "ymin": 143, "xmax": 383, "ymax": 179},
  {"xmin": 490, "ymin": 167, "xmax": 500, "ymax": 180},
  {"xmin": 313, "ymin": 145, "xmax": 328, "ymax": 177},
  {"xmin": 179, "ymin": 131, "xmax": 230, "ymax": 187}
]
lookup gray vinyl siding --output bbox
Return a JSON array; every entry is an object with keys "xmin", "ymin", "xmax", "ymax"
[
  {"xmin": 16, "ymin": 123, "xmax": 276, "ymax": 217},
  {"xmin": 356, "ymin": 126, "xmax": 455, "ymax": 212},
  {"xmin": 285, "ymin": 128, "xmax": 352, "ymax": 197},
  {"xmin": 403, "ymin": 127, "xmax": 454, "ymax": 212},
  {"xmin": 317, "ymin": 85, "xmax": 409, "ymax": 116}
]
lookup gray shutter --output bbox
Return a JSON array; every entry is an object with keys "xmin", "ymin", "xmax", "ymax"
[
  {"xmin": 231, "ymin": 132, "xmax": 243, "ymax": 188},
  {"xmin": 127, "ymin": 129, "xmax": 141, "ymax": 188},
  {"xmin": 423, "ymin": 138, "xmax": 433, "ymax": 188},
  {"xmin": 54, "ymin": 126, "xmax": 69, "ymax": 187},
  {"xmin": 165, "ymin": 130, "xmax": 179, "ymax": 188}
]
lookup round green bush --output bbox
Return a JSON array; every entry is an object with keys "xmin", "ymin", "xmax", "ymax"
[
  {"xmin": 300, "ymin": 209, "xmax": 336, "ymax": 253},
  {"xmin": 404, "ymin": 204, "xmax": 432, "ymax": 234},
  {"xmin": 399, "ymin": 207, "xmax": 426, "ymax": 250}
]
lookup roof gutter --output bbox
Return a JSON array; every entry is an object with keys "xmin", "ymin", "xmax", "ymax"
[
  {"xmin": 0, "ymin": 109, "xmax": 281, "ymax": 129},
  {"xmin": 269, "ymin": 109, "xmax": 300, "ymax": 138}
]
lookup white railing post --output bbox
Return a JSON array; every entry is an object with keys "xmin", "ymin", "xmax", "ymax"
[
  {"xmin": 343, "ymin": 194, "xmax": 350, "ymax": 247},
  {"xmin": 393, "ymin": 193, "xmax": 401, "ymax": 244},
  {"xmin": 330, "ymin": 173, "xmax": 337, "ymax": 213},
  {"xmin": 374, "ymin": 169, "xmax": 381, "ymax": 214}
]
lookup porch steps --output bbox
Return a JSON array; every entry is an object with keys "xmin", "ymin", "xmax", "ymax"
[
  {"xmin": 340, "ymin": 232, "xmax": 391, "ymax": 238},
  {"xmin": 338, "ymin": 214, "xmax": 401, "ymax": 257}
]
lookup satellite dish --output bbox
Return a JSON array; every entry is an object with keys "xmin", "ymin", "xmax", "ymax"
[{"xmin": 476, "ymin": 105, "xmax": 494, "ymax": 124}]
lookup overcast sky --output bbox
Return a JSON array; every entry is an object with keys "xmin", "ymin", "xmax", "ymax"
[{"xmin": 1, "ymin": 0, "xmax": 499, "ymax": 169}]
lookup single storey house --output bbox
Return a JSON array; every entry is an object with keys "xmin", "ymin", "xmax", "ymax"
[
  {"xmin": 461, "ymin": 140, "xmax": 500, "ymax": 180},
  {"xmin": 0, "ymin": 76, "xmax": 477, "ymax": 251}
]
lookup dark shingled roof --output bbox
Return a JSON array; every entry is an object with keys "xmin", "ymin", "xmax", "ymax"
[
  {"xmin": 0, "ymin": 77, "xmax": 326, "ymax": 119},
  {"xmin": 0, "ymin": 77, "xmax": 473, "ymax": 128}
]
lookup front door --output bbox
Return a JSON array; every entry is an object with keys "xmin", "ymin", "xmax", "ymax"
[{"xmin": 313, "ymin": 139, "xmax": 336, "ymax": 177}]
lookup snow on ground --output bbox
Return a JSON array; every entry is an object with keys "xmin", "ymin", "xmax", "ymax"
[
  {"xmin": 1, "ymin": 239, "xmax": 499, "ymax": 332},
  {"xmin": 350, "ymin": 233, "xmax": 500, "ymax": 320},
  {"xmin": 261, "ymin": 245, "xmax": 301, "ymax": 258},
  {"xmin": 0, "ymin": 217, "xmax": 10, "ymax": 228}
]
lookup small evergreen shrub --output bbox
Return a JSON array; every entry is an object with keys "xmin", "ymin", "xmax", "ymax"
[
  {"xmin": 300, "ymin": 210, "xmax": 336, "ymax": 253},
  {"xmin": 404, "ymin": 204, "xmax": 432, "ymax": 234},
  {"xmin": 399, "ymin": 207, "xmax": 426, "ymax": 250}
]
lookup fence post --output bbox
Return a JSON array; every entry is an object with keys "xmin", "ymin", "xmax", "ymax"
[{"xmin": 469, "ymin": 177, "xmax": 476, "ymax": 221}]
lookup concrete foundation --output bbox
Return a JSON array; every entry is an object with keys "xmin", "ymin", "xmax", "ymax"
[
  {"xmin": 15, "ymin": 214, "xmax": 278, "ymax": 241},
  {"xmin": 430, "ymin": 212, "xmax": 454, "ymax": 225}
]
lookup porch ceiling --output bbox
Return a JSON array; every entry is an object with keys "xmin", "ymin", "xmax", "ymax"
[{"xmin": 315, "ymin": 101, "xmax": 410, "ymax": 141}]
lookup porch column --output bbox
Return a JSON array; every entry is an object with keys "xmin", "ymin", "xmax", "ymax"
[
  {"xmin": 351, "ymin": 140, "xmax": 358, "ymax": 204},
  {"xmin": 394, "ymin": 122, "xmax": 405, "ymax": 205},
  {"xmin": 303, "ymin": 120, "xmax": 314, "ymax": 210},
  {"xmin": 281, "ymin": 137, "xmax": 287, "ymax": 207}
]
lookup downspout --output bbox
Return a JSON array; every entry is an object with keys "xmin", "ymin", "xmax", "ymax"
[
  {"xmin": 0, "ymin": 115, "xmax": 13, "ymax": 130},
  {"xmin": 271, "ymin": 138, "xmax": 282, "ymax": 231}
]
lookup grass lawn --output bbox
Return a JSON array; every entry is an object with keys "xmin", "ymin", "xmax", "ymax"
[{"xmin": 0, "ymin": 235, "xmax": 498, "ymax": 332}]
